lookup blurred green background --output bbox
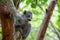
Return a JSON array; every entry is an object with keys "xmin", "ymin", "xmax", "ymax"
[{"xmin": 0, "ymin": 0, "xmax": 60, "ymax": 40}]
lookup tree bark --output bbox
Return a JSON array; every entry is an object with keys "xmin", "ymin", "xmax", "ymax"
[
  {"xmin": 0, "ymin": 0, "xmax": 20, "ymax": 40},
  {"xmin": 37, "ymin": 0, "xmax": 57, "ymax": 40},
  {"xmin": 0, "ymin": 5, "xmax": 14, "ymax": 40}
]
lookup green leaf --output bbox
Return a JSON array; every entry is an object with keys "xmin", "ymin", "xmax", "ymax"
[
  {"xmin": 58, "ymin": 0, "xmax": 60, "ymax": 4},
  {"xmin": 31, "ymin": 4, "xmax": 36, "ymax": 8},
  {"xmin": 26, "ymin": 0, "xmax": 31, "ymax": 5},
  {"xmin": 44, "ymin": 0, "xmax": 48, "ymax": 2}
]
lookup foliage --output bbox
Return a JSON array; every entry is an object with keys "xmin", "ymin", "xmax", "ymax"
[
  {"xmin": 20, "ymin": 0, "xmax": 60, "ymax": 40},
  {"xmin": 0, "ymin": 0, "xmax": 60, "ymax": 40},
  {"xmin": 55, "ymin": 0, "xmax": 60, "ymax": 30}
]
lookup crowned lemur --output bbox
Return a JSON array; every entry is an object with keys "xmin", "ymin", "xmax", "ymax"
[
  {"xmin": 13, "ymin": 0, "xmax": 32, "ymax": 40},
  {"xmin": 14, "ymin": 10, "xmax": 32, "ymax": 40}
]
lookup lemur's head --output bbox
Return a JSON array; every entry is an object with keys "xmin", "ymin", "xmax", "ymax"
[{"xmin": 23, "ymin": 10, "xmax": 32, "ymax": 21}]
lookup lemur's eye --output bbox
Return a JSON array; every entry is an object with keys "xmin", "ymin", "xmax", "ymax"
[{"xmin": 28, "ymin": 15, "xmax": 30, "ymax": 17}]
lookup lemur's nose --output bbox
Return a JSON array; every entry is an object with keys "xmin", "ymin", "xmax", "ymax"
[{"xmin": 28, "ymin": 19, "xmax": 31, "ymax": 21}]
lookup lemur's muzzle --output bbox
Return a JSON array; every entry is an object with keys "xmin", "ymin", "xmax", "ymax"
[{"xmin": 28, "ymin": 19, "xmax": 31, "ymax": 21}]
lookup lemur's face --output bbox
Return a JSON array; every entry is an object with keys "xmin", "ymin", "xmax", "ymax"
[{"xmin": 24, "ymin": 10, "xmax": 32, "ymax": 21}]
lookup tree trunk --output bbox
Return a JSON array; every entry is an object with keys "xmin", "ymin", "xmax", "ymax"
[
  {"xmin": 0, "ymin": 0, "xmax": 21, "ymax": 40},
  {"xmin": 37, "ymin": 0, "xmax": 57, "ymax": 40},
  {"xmin": 0, "ymin": 5, "xmax": 14, "ymax": 40}
]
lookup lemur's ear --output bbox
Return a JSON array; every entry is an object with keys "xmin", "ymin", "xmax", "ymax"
[{"xmin": 24, "ymin": 10, "xmax": 26, "ymax": 14}]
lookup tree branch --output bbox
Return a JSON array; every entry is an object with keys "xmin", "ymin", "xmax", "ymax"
[
  {"xmin": 38, "ymin": 1, "xmax": 60, "ymax": 40},
  {"xmin": 37, "ymin": 0, "xmax": 57, "ymax": 40},
  {"xmin": 50, "ymin": 21, "xmax": 60, "ymax": 40}
]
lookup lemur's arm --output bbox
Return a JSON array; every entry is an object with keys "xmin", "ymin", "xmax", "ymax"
[{"xmin": 22, "ymin": 23, "xmax": 31, "ymax": 39}]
